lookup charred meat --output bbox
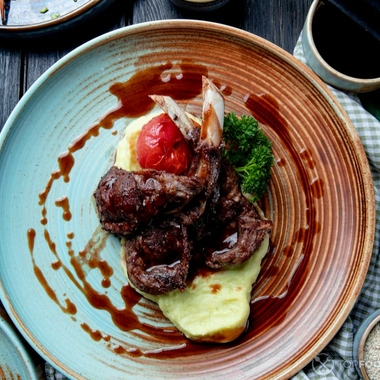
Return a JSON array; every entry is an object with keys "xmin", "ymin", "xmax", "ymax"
[
  {"xmin": 93, "ymin": 166, "xmax": 204, "ymax": 236},
  {"xmin": 93, "ymin": 77, "xmax": 272, "ymax": 295},
  {"xmin": 124, "ymin": 219, "xmax": 191, "ymax": 295}
]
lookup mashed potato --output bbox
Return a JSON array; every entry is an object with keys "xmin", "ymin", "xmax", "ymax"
[{"xmin": 116, "ymin": 109, "xmax": 270, "ymax": 343}]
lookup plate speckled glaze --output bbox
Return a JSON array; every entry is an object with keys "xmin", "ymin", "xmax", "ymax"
[
  {"xmin": 0, "ymin": 310, "xmax": 39, "ymax": 380},
  {"xmin": 0, "ymin": 21, "xmax": 375, "ymax": 379},
  {"xmin": 0, "ymin": 0, "xmax": 116, "ymax": 37}
]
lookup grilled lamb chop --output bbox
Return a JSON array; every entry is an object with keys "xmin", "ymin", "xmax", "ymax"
[
  {"xmin": 94, "ymin": 77, "xmax": 272, "ymax": 295},
  {"xmin": 123, "ymin": 218, "xmax": 191, "ymax": 295},
  {"xmin": 122, "ymin": 78, "xmax": 225, "ymax": 294},
  {"xmin": 192, "ymin": 158, "xmax": 273, "ymax": 268},
  {"xmin": 93, "ymin": 166, "xmax": 204, "ymax": 236}
]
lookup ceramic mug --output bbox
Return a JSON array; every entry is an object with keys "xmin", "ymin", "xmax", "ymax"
[{"xmin": 302, "ymin": 0, "xmax": 380, "ymax": 93}]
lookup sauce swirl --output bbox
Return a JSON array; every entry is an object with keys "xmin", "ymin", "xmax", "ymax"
[{"xmin": 27, "ymin": 59, "xmax": 321, "ymax": 359}]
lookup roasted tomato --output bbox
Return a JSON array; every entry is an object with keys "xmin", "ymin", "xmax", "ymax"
[{"xmin": 136, "ymin": 113, "xmax": 192, "ymax": 175}]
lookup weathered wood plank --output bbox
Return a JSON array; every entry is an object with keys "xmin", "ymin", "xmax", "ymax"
[
  {"xmin": 241, "ymin": 0, "xmax": 313, "ymax": 52},
  {"xmin": 22, "ymin": 1, "xmax": 128, "ymax": 92},
  {"xmin": 0, "ymin": 1, "xmax": 127, "ymax": 131},
  {"xmin": 1, "ymin": 0, "xmax": 313, "ymax": 133},
  {"xmin": 132, "ymin": 0, "xmax": 313, "ymax": 53},
  {"xmin": 0, "ymin": 44, "xmax": 21, "ymax": 131}
]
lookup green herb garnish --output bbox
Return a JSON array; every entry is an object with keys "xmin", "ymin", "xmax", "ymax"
[{"xmin": 222, "ymin": 112, "xmax": 274, "ymax": 202}]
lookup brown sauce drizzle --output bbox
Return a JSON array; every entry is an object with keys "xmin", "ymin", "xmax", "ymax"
[
  {"xmin": 299, "ymin": 147, "xmax": 316, "ymax": 170},
  {"xmin": 55, "ymin": 196, "xmax": 72, "ymax": 221},
  {"xmin": 276, "ymin": 157, "xmax": 286, "ymax": 167},
  {"xmin": 310, "ymin": 177, "xmax": 324, "ymax": 199},
  {"xmin": 109, "ymin": 61, "xmax": 208, "ymax": 118},
  {"xmin": 210, "ymin": 284, "xmax": 222, "ymax": 294},
  {"xmin": 27, "ymin": 228, "xmax": 77, "ymax": 315},
  {"xmin": 244, "ymin": 89, "xmax": 323, "ymax": 338},
  {"xmin": 51, "ymin": 261, "xmax": 62, "ymax": 270},
  {"xmin": 27, "ymin": 59, "xmax": 322, "ymax": 360},
  {"xmin": 81, "ymin": 322, "xmax": 111, "ymax": 342},
  {"xmin": 76, "ymin": 226, "xmax": 114, "ymax": 282}
]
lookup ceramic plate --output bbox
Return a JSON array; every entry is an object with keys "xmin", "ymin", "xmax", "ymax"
[
  {"xmin": 0, "ymin": 21, "xmax": 374, "ymax": 379},
  {"xmin": 0, "ymin": 310, "xmax": 39, "ymax": 380},
  {"xmin": 0, "ymin": 0, "xmax": 116, "ymax": 36}
]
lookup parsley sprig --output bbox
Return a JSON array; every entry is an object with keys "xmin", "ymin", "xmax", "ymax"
[{"xmin": 222, "ymin": 112, "xmax": 274, "ymax": 202}]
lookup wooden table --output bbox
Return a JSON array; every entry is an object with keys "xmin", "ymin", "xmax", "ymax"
[
  {"xmin": 0, "ymin": 0, "xmax": 314, "ymax": 131},
  {"xmin": 0, "ymin": 0, "xmax": 313, "ymax": 377}
]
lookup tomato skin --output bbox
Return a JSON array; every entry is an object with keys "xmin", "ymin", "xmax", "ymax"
[{"xmin": 136, "ymin": 114, "xmax": 192, "ymax": 175}]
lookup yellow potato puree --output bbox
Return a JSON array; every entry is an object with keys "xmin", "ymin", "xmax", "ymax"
[{"xmin": 116, "ymin": 109, "xmax": 270, "ymax": 343}]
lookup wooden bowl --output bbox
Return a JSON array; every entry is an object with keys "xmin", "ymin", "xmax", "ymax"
[{"xmin": 0, "ymin": 20, "xmax": 374, "ymax": 379}]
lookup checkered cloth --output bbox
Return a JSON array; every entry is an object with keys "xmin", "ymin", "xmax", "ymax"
[
  {"xmin": 291, "ymin": 37, "xmax": 380, "ymax": 380},
  {"xmin": 44, "ymin": 35, "xmax": 380, "ymax": 380}
]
